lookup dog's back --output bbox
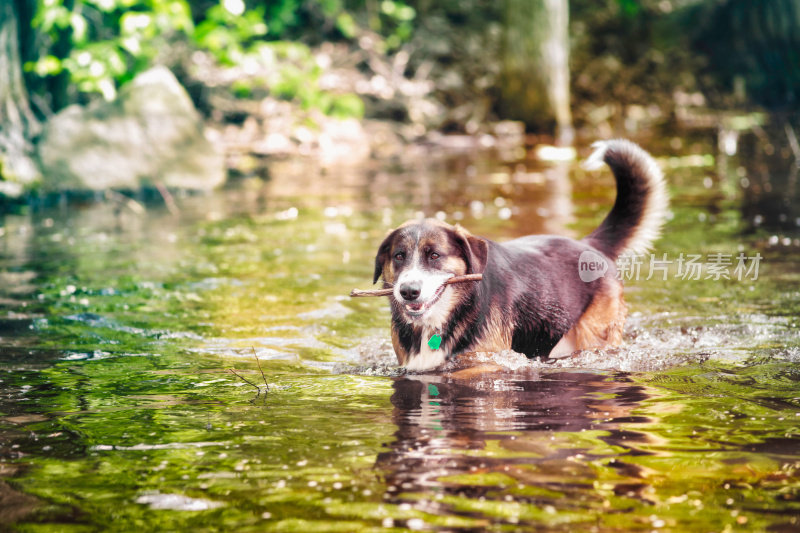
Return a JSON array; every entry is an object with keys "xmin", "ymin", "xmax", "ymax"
[{"xmin": 500, "ymin": 139, "xmax": 669, "ymax": 357}]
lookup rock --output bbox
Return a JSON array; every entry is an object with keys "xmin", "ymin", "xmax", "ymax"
[
  {"xmin": 37, "ymin": 66, "xmax": 225, "ymax": 192},
  {"xmin": 317, "ymin": 118, "xmax": 371, "ymax": 164}
]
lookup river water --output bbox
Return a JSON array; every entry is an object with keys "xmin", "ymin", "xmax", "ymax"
[{"xmin": 1, "ymin": 122, "xmax": 799, "ymax": 531}]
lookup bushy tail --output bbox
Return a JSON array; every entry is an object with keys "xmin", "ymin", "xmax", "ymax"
[{"xmin": 583, "ymin": 139, "xmax": 669, "ymax": 259}]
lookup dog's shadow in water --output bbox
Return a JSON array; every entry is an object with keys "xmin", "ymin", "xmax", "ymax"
[{"xmin": 374, "ymin": 370, "xmax": 656, "ymax": 514}]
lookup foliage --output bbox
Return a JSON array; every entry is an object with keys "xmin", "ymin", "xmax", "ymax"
[
  {"xmin": 24, "ymin": 0, "xmax": 413, "ymax": 118},
  {"xmin": 31, "ymin": 0, "xmax": 195, "ymax": 100},
  {"xmin": 193, "ymin": 2, "xmax": 268, "ymax": 65},
  {"xmin": 689, "ymin": 0, "xmax": 800, "ymax": 109},
  {"xmin": 371, "ymin": 0, "xmax": 416, "ymax": 50},
  {"xmin": 568, "ymin": 0, "xmax": 707, "ymax": 126},
  {"xmin": 257, "ymin": 0, "xmax": 416, "ymax": 51}
]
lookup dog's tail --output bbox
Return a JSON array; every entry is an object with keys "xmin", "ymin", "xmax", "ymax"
[{"xmin": 582, "ymin": 139, "xmax": 669, "ymax": 259}]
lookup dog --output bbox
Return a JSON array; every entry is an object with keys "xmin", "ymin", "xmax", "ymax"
[{"xmin": 372, "ymin": 139, "xmax": 668, "ymax": 371}]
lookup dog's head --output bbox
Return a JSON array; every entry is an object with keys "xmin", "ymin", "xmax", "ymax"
[{"xmin": 373, "ymin": 219, "xmax": 488, "ymax": 324}]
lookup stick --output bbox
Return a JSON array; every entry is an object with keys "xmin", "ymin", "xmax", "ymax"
[
  {"xmin": 350, "ymin": 274, "xmax": 483, "ymax": 298},
  {"xmin": 228, "ymin": 368, "xmax": 262, "ymax": 392},
  {"xmin": 251, "ymin": 347, "xmax": 270, "ymax": 391},
  {"xmin": 155, "ymin": 181, "xmax": 179, "ymax": 216}
]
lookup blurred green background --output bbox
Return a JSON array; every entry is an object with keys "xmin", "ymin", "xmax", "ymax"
[{"xmin": 1, "ymin": 0, "xmax": 798, "ymax": 198}]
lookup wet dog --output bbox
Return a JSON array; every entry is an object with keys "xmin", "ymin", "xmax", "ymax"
[{"xmin": 372, "ymin": 139, "xmax": 668, "ymax": 371}]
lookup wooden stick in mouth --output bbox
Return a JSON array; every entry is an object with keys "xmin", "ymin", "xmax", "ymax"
[{"xmin": 350, "ymin": 274, "xmax": 483, "ymax": 298}]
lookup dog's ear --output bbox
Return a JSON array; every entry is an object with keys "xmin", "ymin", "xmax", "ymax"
[
  {"xmin": 454, "ymin": 226, "xmax": 489, "ymax": 274},
  {"xmin": 373, "ymin": 230, "xmax": 397, "ymax": 284}
]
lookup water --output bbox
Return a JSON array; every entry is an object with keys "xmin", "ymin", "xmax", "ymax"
[{"xmin": 1, "ymin": 122, "xmax": 799, "ymax": 531}]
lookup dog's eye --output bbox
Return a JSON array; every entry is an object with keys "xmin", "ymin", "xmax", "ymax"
[
  {"xmin": 430, "ymin": 252, "xmax": 440, "ymax": 260},
  {"xmin": 394, "ymin": 252, "xmax": 405, "ymax": 261}
]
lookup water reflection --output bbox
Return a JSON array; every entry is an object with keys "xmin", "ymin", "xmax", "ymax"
[
  {"xmin": 376, "ymin": 371, "xmax": 654, "ymax": 527},
  {"xmin": 2, "ymin": 126, "xmax": 800, "ymax": 530},
  {"xmin": 262, "ymin": 149, "xmax": 576, "ymax": 238}
]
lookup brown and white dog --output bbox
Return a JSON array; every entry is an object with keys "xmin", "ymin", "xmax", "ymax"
[{"xmin": 372, "ymin": 139, "xmax": 668, "ymax": 371}]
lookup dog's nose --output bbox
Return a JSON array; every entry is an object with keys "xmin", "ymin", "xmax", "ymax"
[{"xmin": 399, "ymin": 282, "xmax": 421, "ymax": 301}]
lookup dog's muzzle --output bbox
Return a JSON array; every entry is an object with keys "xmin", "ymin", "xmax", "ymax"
[{"xmin": 398, "ymin": 282, "xmax": 446, "ymax": 317}]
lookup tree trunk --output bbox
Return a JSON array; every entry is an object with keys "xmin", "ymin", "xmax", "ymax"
[
  {"xmin": 0, "ymin": 1, "xmax": 40, "ymax": 194},
  {"xmin": 499, "ymin": 0, "xmax": 573, "ymax": 145}
]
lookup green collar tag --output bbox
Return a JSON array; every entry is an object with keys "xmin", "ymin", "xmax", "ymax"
[{"xmin": 427, "ymin": 333, "xmax": 442, "ymax": 350}]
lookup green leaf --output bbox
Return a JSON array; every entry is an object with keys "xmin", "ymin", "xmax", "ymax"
[
  {"xmin": 26, "ymin": 55, "xmax": 63, "ymax": 76},
  {"xmin": 335, "ymin": 13, "xmax": 357, "ymax": 39},
  {"xmin": 328, "ymin": 93, "xmax": 364, "ymax": 119}
]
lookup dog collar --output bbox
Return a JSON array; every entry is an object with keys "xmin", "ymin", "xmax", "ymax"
[{"xmin": 428, "ymin": 333, "xmax": 442, "ymax": 350}]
